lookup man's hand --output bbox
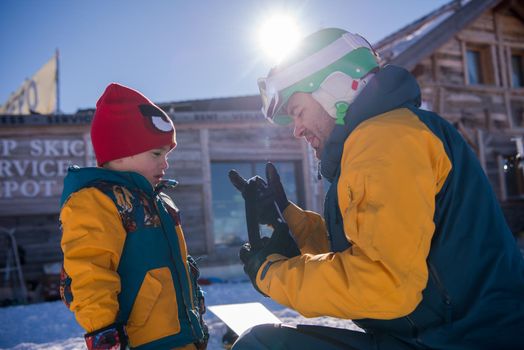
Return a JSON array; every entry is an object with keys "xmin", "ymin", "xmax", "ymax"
[
  {"xmin": 229, "ymin": 162, "xmax": 290, "ymax": 226},
  {"xmin": 239, "ymin": 222, "xmax": 300, "ymax": 296},
  {"xmin": 264, "ymin": 161, "xmax": 291, "ymax": 214},
  {"xmin": 230, "ymin": 162, "xmax": 299, "ymax": 295},
  {"xmin": 84, "ymin": 323, "xmax": 127, "ymax": 350}
]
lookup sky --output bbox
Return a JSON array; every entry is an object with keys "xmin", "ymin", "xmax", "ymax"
[{"xmin": 0, "ymin": 0, "xmax": 450, "ymax": 114}]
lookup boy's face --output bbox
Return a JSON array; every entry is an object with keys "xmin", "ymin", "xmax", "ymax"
[{"xmin": 107, "ymin": 145, "xmax": 173, "ymax": 186}]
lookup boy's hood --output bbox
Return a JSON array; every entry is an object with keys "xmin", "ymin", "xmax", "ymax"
[{"xmin": 60, "ymin": 166, "xmax": 152, "ymax": 206}]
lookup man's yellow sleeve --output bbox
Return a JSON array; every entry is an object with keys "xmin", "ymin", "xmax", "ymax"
[
  {"xmin": 283, "ymin": 203, "xmax": 330, "ymax": 254},
  {"xmin": 60, "ymin": 187, "xmax": 127, "ymax": 332},
  {"xmin": 257, "ymin": 110, "xmax": 451, "ymax": 320}
]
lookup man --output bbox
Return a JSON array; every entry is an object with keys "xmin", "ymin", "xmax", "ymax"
[{"xmin": 230, "ymin": 28, "xmax": 524, "ymax": 349}]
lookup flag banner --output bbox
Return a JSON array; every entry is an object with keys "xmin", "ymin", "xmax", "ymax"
[{"xmin": 0, "ymin": 54, "xmax": 57, "ymax": 115}]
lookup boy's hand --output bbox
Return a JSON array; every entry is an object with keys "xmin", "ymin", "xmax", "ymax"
[
  {"xmin": 187, "ymin": 255, "xmax": 209, "ymax": 349},
  {"xmin": 84, "ymin": 323, "xmax": 127, "ymax": 350}
]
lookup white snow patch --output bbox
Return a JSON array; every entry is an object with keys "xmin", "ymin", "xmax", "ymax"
[{"xmin": 0, "ymin": 281, "xmax": 362, "ymax": 350}]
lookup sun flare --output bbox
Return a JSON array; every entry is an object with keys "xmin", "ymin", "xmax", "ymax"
[{"xmin": 258, "ymin": 14, "xmax": 301, "ymax": 63}]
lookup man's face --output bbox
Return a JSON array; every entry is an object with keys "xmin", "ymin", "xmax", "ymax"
[
  {"xmin": 107, "ymin": 145, "xmax": 173, "ymax": 186},
  {"xmin": 286, "ymin": 92, "xmax": 336, "ymax": 159}
]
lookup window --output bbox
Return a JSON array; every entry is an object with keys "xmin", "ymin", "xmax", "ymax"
[
  {"xmin": 511, "ymin": 52, "xmax": 524, "ymax": 88},
  {"xmin": 466, "ymin": 45, "xmax": 494, "ymax": 85},
  {"xmin": 211, "ymin": 161, "xmax": 302, "ymax": 247},
  {"xmin": 467, "ymin": 49, "xmax": 483, "ymax": 84},
  {"xmin": 510, "ymin": 100, "xmax": 524, "ymax": 129}
]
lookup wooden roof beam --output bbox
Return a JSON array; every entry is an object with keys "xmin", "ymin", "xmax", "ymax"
[
  {"xmin": 509, "ymin": 0, "xmax": 524, "ymax": 22},
  {"xmin": 389, "ymin": 0, "xmax": 499, "ymax": 70}
]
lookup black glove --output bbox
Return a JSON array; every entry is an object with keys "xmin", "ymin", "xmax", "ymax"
[
  {"xmin": 187, "ymin": 256, "xmax": 209, "ymax": 350},
  {"xmin": 187, "ymin": 256, "xmax": 206, "ymax": 315},
  {"xmin": 84, "ymin": 323, "xmax": 127, "ymax": 350},
  {"xmin": 239, "ymin": 221, "xmax": 300, "ymax": 296},
  {"xmin": 229, "ymin": 162, "xmax": 290, "ymax": 227}
]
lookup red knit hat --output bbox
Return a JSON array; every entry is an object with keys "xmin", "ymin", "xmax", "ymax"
[{"xmin": 91, "ymin": 83, "xmax": 176, "ymax": 166}]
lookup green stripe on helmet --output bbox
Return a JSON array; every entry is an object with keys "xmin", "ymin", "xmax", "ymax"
[{"xmin": 273, "ymin": 47, "xmax": 378, "ymax": 125}]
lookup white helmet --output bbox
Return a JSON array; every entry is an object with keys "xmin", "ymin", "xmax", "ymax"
[{"xmin": 258, "ymin": 28, "xmax": 380, "ymax": 125}]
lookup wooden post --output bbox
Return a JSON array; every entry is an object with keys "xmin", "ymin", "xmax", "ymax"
[
  {"xmin": 200, "ymin": 128, "xmax": 215, "ymax": 255},
  {"xmin": 494, "ymin": 13, "xmax": 508, "ymax": 88},
  {"xmin": 504, "ymin": 90, "xmax": 513, "ymax": 128},
  {"xmin": 438, "ymin": 87, "xmax": 445, "ymax": 115},
  {"xmin": 431, "ymin": 54, "xmax": 438, "ymax": 82},
  {"xmin": 477, "ymin": 129, "xmax": 487, "ymax": 174},
  {"xmin": 497, "ymin": 154, "xmax": 508, "ymax": 201},
  {"xmin": 491, "ymin": 45, "xmax": 501, "ymax": 87},
  {"xmin": 460, "ymin": 40, "xmax": 469, "ymax": 85}
]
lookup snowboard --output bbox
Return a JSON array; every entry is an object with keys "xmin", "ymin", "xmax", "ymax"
[{"xmin": 208, "ymin": 302, "xmax": 281, "ymax": 336}]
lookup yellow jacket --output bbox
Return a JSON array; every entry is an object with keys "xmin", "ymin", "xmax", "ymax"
[
  {"xmin": 255, "ymin": 109, "xmax": 451, "ymax": 320},
  {"xmin": 60, "ymin": 168, "xmax": 204, "ymax": 349},
  {"xmin": 253, "ymin": 65, "xmax": 524, "ymax": 348}
]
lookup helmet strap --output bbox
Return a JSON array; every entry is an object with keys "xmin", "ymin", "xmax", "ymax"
[{"xmin": 335, "ymin": 102, "xmax": 349, "ymax": 125}]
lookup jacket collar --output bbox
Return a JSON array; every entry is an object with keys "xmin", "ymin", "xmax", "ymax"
[{"xmin": 320, "ymin": 65, "xmax": 421, "ymax": 182}]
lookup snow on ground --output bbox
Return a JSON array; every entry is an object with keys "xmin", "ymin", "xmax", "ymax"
[{"xmin": 0, "ymin": 281, "xmax": 362, "ymax": 350}]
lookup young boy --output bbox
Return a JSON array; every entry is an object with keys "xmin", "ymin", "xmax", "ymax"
[{"xmin": 59, "ymin": 83, "xmax": 208, "ymax": 350}]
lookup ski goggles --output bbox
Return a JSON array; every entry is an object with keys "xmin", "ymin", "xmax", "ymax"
[
  {"xmin": 257, "ymin": 77, "xmax": 287, "ymax": 125},
  {"xmin": 258, "ymin": 32, "xmax": 375, "ymax": 124}
]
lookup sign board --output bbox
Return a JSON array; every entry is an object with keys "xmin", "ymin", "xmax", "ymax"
[{"xmin": 0, "ymin": 134, "xmax": 96, "ymax": 214}]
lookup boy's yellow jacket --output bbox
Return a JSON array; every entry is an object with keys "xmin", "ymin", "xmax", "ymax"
[{"xmin": 60, "ymin": 167, "xmax": 206, "ymax": 350}]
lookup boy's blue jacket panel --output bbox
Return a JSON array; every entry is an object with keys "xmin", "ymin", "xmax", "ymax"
[
  {"xmin": 255, "ymin": 65, "xmax": 524, "ymax": 349},
  {"xmin": 60, "ymin": 167, "xmax": 204, "ymax": 349}
]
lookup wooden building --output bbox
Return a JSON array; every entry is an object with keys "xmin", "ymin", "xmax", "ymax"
[
  {"xmin": 1, "ymin": 0, "xmax": 523, "ymax": 304},
  {"xmin": 0, "ymin": 98, "xmax": 323, "ymax": 303},
  {"xmin": 375, "ymin": 0, "xmax": 524, "ymax": 202}
]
